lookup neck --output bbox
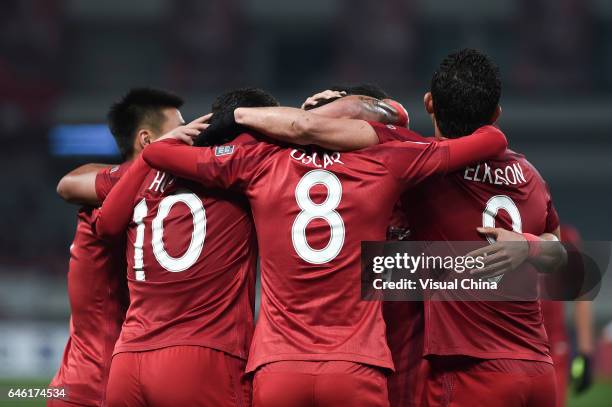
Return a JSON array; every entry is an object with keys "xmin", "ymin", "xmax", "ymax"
[
  {"xmin": 126, "ymin": 151, "xmax": 140, "ymax": 162},
  {"xmin": 433, "ymin": 122, "xmax": 447, "ymax": 141}
]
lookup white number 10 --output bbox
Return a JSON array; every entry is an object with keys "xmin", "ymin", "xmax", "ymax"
[{"xmin": 132, "ymin": 190, "xmax": 206, "ymax": 281}]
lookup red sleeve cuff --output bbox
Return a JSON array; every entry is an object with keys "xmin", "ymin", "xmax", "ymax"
[
  {"xmin": 385, "ymin": 100, "xmax": 409, "ymax": 127},
  {"xmin": 95, "ymin": 169, "xmax": 109, "ymax": 201},
  {"xmin": 546, "ymin": 203, "xmax": 560, "ymax": 233},
  {"xmin": 523, "ymin": 233, "xmax": 543, "ymax": 259}
]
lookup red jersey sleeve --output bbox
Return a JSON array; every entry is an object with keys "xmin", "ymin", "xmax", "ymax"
[
  {"xmin": 524, "ymin": 159, "xmax": 560, "ymax": 234},
  {"xmin": 545, "ymin": 200, "xmax": 560, "ymax": 233},
  {"xmin": 376, "ymin": 125, "xmax": 507, "ymax": 188},
  {"xmin": 368, "ymin": 121, "xmax": 430, "ymax": 143},
  {"xmin": 376, "ymin": 139, "xmax": 450, "ymax": 188},
  {"xmin": 95, "ymin": 162, "xmax": 130, "ymax": 201},
  {"xmin": 142, "ymin": 137, "xmax": 273, "ymax": 192},
  {"xmin": 93, "ymin": 156, "xmax": 150, "ymax": 239}
]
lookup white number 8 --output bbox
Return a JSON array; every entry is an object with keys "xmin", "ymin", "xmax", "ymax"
[{"xmin": 292, "ymin": 170, "xmax": 345, "ymax": 264}]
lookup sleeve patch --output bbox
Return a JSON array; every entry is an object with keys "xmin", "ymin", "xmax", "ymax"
[{"xmin": 215, "ymin": 145, "xmax": 235, "ymax": 156}]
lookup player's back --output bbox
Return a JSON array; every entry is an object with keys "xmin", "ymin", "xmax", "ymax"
[
  {"xmin": 50, "ymin": 206, "xmax": 129, "ymax": 405},
  {"xmin": 143, "ymin": 125, "xmax": 505, "ymax": 374},
  {"xmin": 115, "ymin": 169, "xmax": 257, "ymax": 360},
  {"xmin": 405, "ymin": 149, "xmax": 557, "ymax": 362},
  {"xmin": 223, "ymin": 136, "xmax": 449, "ymax": 372},
  {"xmin": 50, "ymin": 163, "xmax": 132, "ymax": 406}
]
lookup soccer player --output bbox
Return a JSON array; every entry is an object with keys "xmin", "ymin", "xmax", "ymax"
[
  {"xmin": 94, "ymin": 91, "xmax": 273, "ymax": 407},
  {"xmin": 395, "ymin": 50, "xmax": 561, "ymax": 407},
  {"xmin": 298, "ymin": 85, "xmax": 424, "ymax": 407},
  {"xmin": 264, "ymin": 49, "xmax": 564, "ymax": 407},
  {"xmin": 542, "ymin": 225, "xmax": 594, "ymax": 407},
  {"xmin": 49, "ymin": 88, "xmax": 185, "ymax": 406},
  {"xmin": 140, "ymin": 87, "xmax": 507, "ymax": 406}
]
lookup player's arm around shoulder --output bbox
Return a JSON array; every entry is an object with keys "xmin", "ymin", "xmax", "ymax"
[
  {"xmin": 527, "ymin": 226, "xmax": 568, "ymax": 273},
  {"xmin": 307, "ymin": 93, "xmax": 408, "ymax": 126},
  {"xmin": 467, "ymin": 226, "xmax": 567, "ymax": 279},
  {"xmin": 93, "ymin": 155, "xmax": 150, "ymax": 240},
  {"xmin": 56, "ymin": 163, "xmax": 113, "ymax": 206},
  {"xmin": 234, "ymin": 105, "xmax": 380, "ymax": 151},
  {"xmin": 235, "ymin": 91, "xmax": 409, "ymax": 151},
  {"xmin": 141, "ymin": 115, "xmax": 212, "ymax": 183}
]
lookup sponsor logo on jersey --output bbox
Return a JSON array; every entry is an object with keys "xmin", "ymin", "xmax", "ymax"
[{"xmin": 215, "ymin": 145, "xmax": 235, "ymax": 156}]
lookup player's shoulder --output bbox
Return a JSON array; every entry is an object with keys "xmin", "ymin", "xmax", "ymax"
[
  {"xmin": 96, "ymin": 161, "xmax": 129, "ymax": 181},
  {"xmin": 225, "ymin": 132, "xmax": 285, "ymax": 157},
  {"xmin": 502, "ymin": 149, "xmax": 546, "ymax": 183},
  {"xmin": 77, "ymin": 205, "xmax": 98, "ymax": 222},
  {"xmin": 110, "ymin": 160, "xmax": 133, "ymax": 176},
  {"xmin": 367, "ymin": 121, "xmax": 431, "ymax": 144}
]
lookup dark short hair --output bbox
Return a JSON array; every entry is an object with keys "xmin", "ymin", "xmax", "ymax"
[
  {"xmin": 107, "ymin": 88, "xmax": 183, "ymax": 159},
  {"xmin": 211, "ymin": 87, "xmax": 279, "ymax": 115},
  {"xmin": 197, "ymin": 87, "xmax": 278, "ymax": 146},
  {"xmin": 431, "ymin": 49, "xmax": 501, "ymax": 138},
  {"xmin": 304, "ymin": 83, "xmax": 390, "ymax": 111},
  {"xmin": 332, "ymin": 84, "xmax": 390, "ymax": 100}
]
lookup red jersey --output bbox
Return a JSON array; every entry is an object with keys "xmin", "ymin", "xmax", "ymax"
[
  {"xmin": 108, "ymin": 168, "xmax": 257, "ymax": 359},
  {"xmin": 541, "ymin": 225, "xmax": 582, "ymax": 344},
  {"xmin": 141, "ymin": 124, "xmax": 506, "ymax": 373},
  {"xmin": 540, "ymin": 301, "xmax": 566, "ymax": 346},
  {"xmin": 49, "ymin": 163, "xmax": 130, "ymax": 406},
  {"xmin": 376, "ymin": 125, "xmax": 559, "ymax": 362}
]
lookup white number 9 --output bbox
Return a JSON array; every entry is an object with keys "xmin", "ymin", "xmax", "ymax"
[{"xmin": 482, "ymin": 195, "xmax": 522, "ymax": 243}]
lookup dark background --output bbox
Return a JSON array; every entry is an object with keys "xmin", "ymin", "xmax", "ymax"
[{"xmin": 0, "ymin": 0, "xmax": 610, "ymax": 396}]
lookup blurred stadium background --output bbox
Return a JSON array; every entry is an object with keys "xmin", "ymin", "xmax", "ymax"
[{"xmin": 0, "ymin": 0, "xmax": 611, "ymax": 405}]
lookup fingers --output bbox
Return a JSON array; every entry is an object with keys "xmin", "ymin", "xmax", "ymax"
[
  {"xmin": 187, "ymin": 123, "xmax": 209, "ymax": 132},
  {"xmin": 302, "ymin": 96, "xmax": 317, "ymax": 109},
  {"xmin": 172, "ymin": 133, "xmax": 195, "ymax": 145},
  {"xmin": 183, "ymin": 127, "xmax": 202, "ymax": 137},
  {"xmin": 316, "ymin": 90, "xmax": 345, "ymax": 99},
  {"xmin": 190, "ymin": 113, "xmax": 213, "ymax": 124},
  {"xmin": 465, "ymin": 244, "xmax": 501, "ymax": 259},
  {"xmin": 477, "ymin": 251, "xmax": 508, "ymax": 268},
  {"xmin": 173, "ymin": 125, "xmax": 207, "ymax": 145},
  {"xmin": 469, "ymin": 250, "xmax": 511, "ymax": 276},
  {"xmin": 301, "ymin": 90, "xmax": 346, "ymax": 109},
  {"xmin": 476, "ymin": 227, "xmax": 500, "ymax": 238},
  {"xmin": 470, "ymin": 258, "xmax": 510, "ymax": 278}
]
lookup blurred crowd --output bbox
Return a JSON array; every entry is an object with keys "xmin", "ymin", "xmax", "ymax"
[
  {"xmin": 1, "ymin": 0, "xmax": 609, "ymax": 130},
  {"xmin": 0, "ymin": 0, "xmax": 611, "ymax": 272}
]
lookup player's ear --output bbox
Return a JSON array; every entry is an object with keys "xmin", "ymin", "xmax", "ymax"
[
  {"xmin": 136, "ymin": 129, "xmax": 152, "ymax": 151},
  {"xmin": 424, "ymin": 92, "xmax": 434, "ymax": 115},
  {"xmin": 490, "ymin": 105, "xmax": 502, "ymax": 124}
]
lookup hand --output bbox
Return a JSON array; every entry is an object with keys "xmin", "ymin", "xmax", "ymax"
[
  {"xmin": 154, "ymin": 114, "xmax": 211, "ymax": 145},
  {"xmin": 466, "ymin": 227, "xmax": 529, "ymax": 279},
  {"xmin": 301, "ymin": 90, "xmax": 346, "ymax": 110},
  {"xmin": 572, "ymin": 354, "xmax": 593, "ymax": 394},
  {"xmin": 195, "ymin": 108, "xmax": 240, "ymax": 146}
]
